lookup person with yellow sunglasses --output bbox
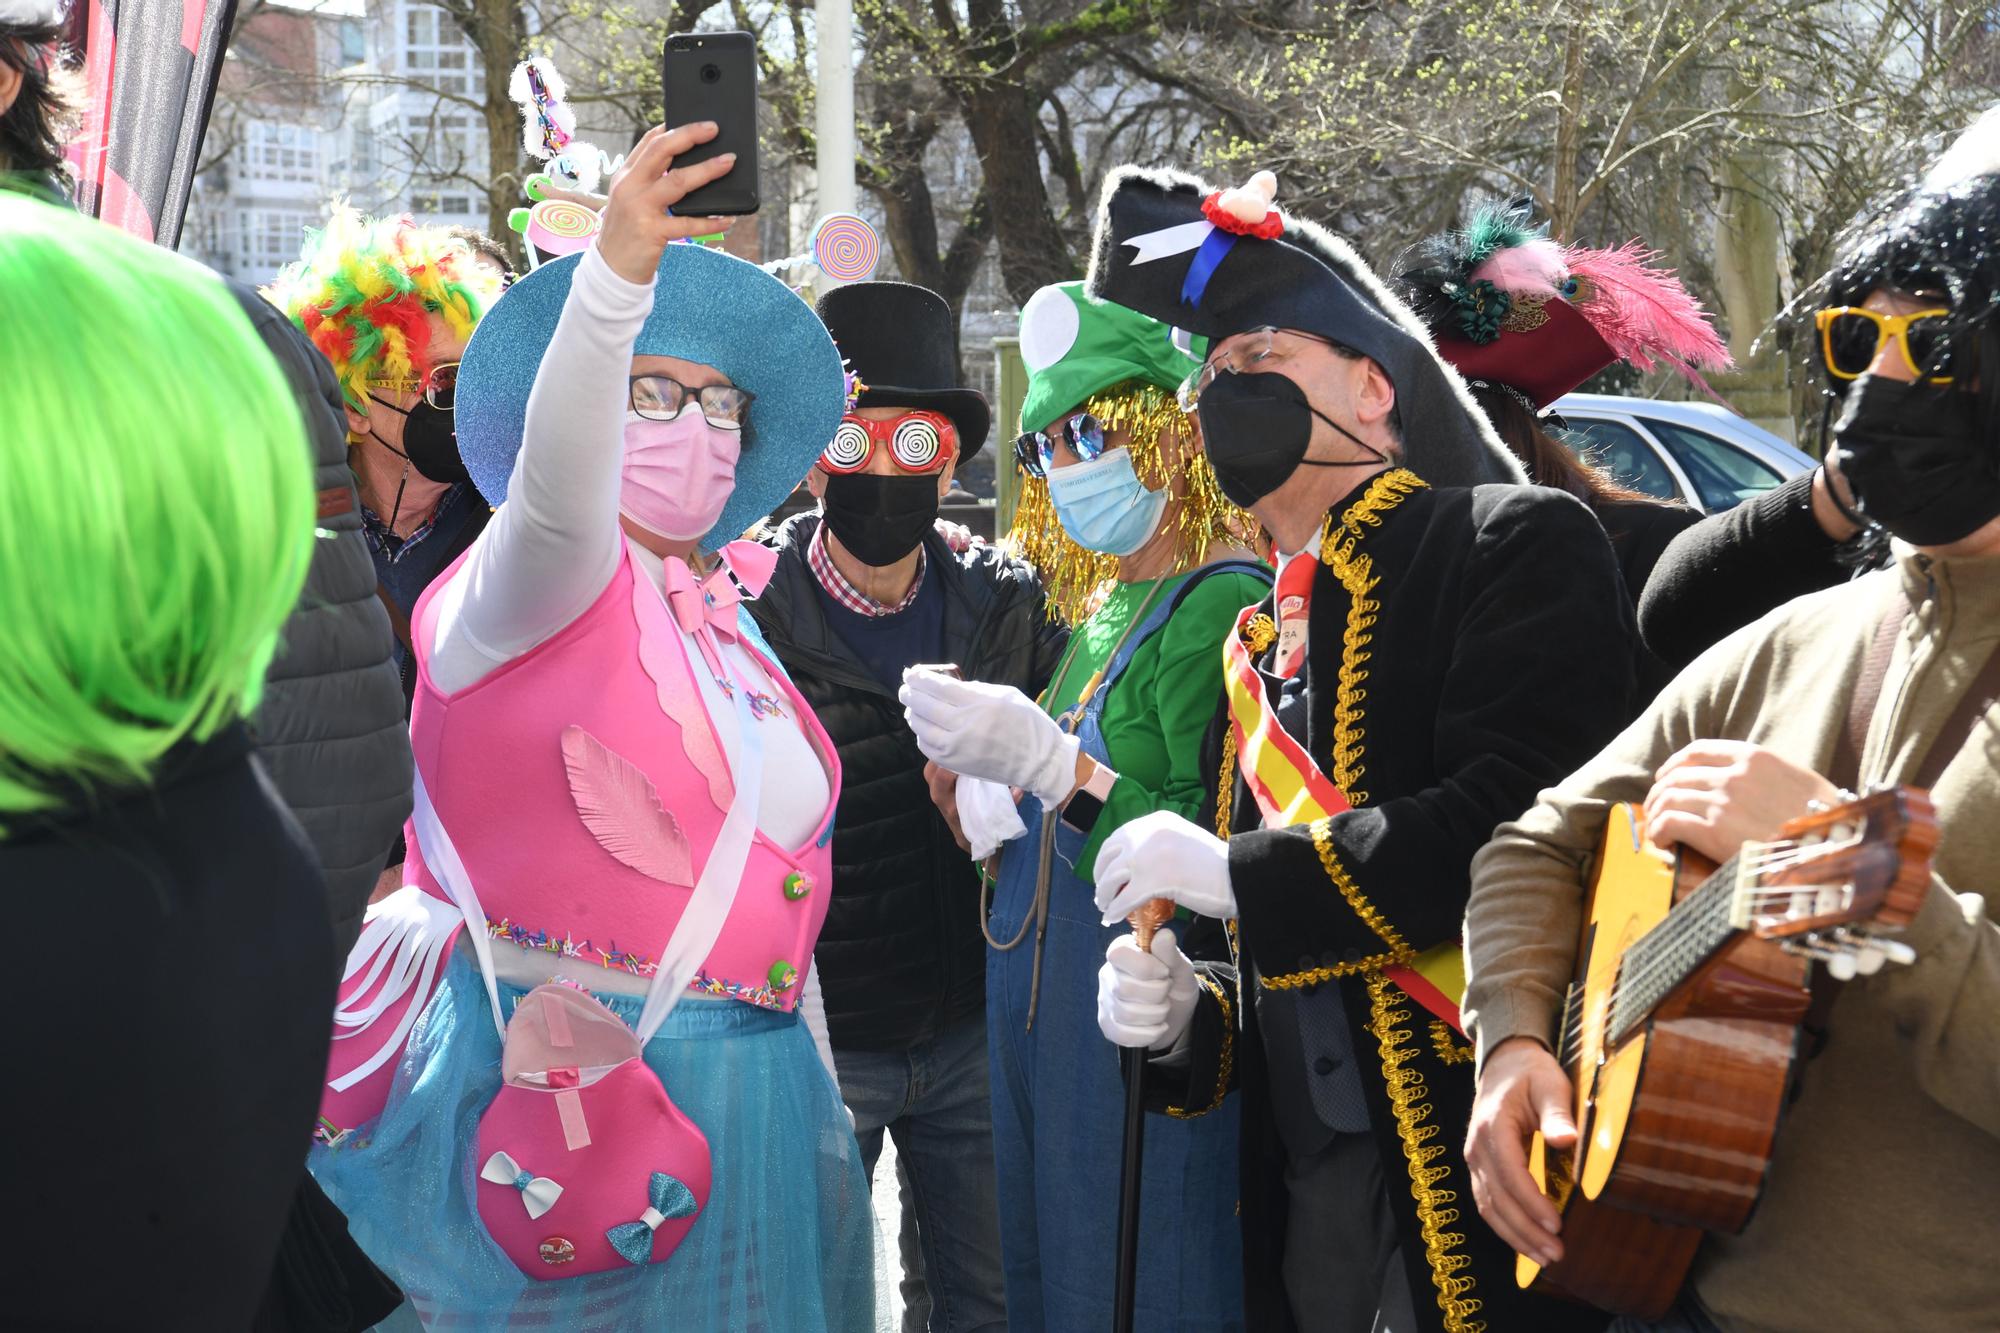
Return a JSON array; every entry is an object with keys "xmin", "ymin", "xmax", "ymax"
[{"xmin": 1465, "ymin": 104, "xmax": 2000, "ymax": 1333}]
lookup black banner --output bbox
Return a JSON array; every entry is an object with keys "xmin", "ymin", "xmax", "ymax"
[{"xmin": 62, "ymin": 0, "xmax": 237, "ymax": 248}]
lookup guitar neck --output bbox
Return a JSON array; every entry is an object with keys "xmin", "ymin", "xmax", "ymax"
[{"xmin": 1606, "ymin": 856, "xmax": 1741, "ymax": 1046}]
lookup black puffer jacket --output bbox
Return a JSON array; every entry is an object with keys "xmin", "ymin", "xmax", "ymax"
[
  {"xmin": 236, "ymin": 281, "xmax": 413, "ymax": 964},
  {"xmin": 752, "ymin": 513, "xmax": 1068, "ymax": 1052}
]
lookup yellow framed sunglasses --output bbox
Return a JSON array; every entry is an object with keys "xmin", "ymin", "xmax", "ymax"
[{"xmin": 1814, "ymin": 306, "xmax": 1955, "ymax": 383}]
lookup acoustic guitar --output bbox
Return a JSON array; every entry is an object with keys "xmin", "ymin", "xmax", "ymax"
[{"xmin": 1517, "ymin": 787, "xmax": 1938, "ymax": 1317}]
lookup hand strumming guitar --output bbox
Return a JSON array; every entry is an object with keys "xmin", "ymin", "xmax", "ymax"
[
  {"xmin": 1464, "ymin": 1035, "xmax": 1576, "ymax": 1268},
  {"xmin": 1642, "ymin": 739, "xmax": 1842, "ymax": 864}
]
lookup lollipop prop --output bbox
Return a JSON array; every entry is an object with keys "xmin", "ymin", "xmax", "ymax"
[
  {"xmin": 763, "ymin": 213, "xmax": 881, "ymax": 293},
  {"xmin": 1113, "ymin": 896, "xmax": 1173, "ymax": 1333}
]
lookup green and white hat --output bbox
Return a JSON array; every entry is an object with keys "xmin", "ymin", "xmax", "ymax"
[{"xmin": 1017, "ymin": 282, "xmax": 1205, "ymax": 433}]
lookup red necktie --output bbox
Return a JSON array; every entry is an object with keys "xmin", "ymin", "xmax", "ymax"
[{"xmin": 1273, "ymin": 552, "xmax": 1314, "ymax": 680}]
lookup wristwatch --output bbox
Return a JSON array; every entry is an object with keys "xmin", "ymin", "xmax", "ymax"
[{"xmin": 1060, "ymin": 758, "xmax": 1118, "ymax": 834}]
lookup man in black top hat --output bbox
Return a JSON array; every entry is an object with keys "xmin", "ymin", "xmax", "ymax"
[
  {"xmin": 1071, "ymin": 166, "xmax": 1636, "ymax": 1333},
  {"xmin": 751, "ymin": 280, "xmax": 1065, "ymax": 1332}
]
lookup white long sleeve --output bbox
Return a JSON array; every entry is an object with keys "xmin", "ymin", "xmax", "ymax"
[
  {"xmin": 800, "ymin": 958, "xmax": 840, "ymax": 1090},
  {"xmin": 428, "ymin": 244, "xmax": 655, "ymax": 693}
]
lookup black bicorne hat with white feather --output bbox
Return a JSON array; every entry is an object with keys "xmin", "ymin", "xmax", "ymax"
[{"xmin": 1084, "ymin": 164, "xmax": 1525, "ymax": 490}]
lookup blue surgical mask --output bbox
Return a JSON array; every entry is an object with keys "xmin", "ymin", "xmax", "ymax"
[{"xmin": 1045, "ymin": 446, "xmax": 1169, "ymax": 556}]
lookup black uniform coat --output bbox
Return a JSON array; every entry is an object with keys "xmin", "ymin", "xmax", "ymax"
[{"xmin": 1151, "ymin": 470, "xmax": 1635, "ymax": 1333}]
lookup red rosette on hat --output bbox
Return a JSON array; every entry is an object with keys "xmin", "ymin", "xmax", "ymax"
[{"xmin": 1201, "ymin": 190, "xmax": 1285, "ymax": 240}]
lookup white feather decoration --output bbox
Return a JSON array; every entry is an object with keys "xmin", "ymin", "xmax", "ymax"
[
  {"xmin": 1923, "ymin": 103, "xmax": 2000, "ymax": 194},
  {"xmin": 562, "ymin": 725, "xmax": 695, "ymax": 887}
]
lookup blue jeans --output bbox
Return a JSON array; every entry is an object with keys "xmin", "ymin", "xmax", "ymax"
[{"xmin": 835, "ymin": 1009, "xmax": 1008, "ymax": 1333}]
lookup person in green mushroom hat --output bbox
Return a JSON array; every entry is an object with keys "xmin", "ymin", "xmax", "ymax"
[{"xmin": 903, "ymin": 281, "xmax": 1270, "ymax": 1331}]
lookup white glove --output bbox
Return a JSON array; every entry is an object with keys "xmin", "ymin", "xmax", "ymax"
[
  {"xmin": 899, "ymin": 668, "xmax": 1080, "ymax": 807},
  {"xmin": 957, "ymin": 776, "xmax": 1028, "ymax": 859},
  {"xmin": 1097, "ymin": 928, "xmax": 1198, "ymax": 1050},
  {"xmin": 1093, "ymin": 810, "xmax": 1237, "ymax": 925}
]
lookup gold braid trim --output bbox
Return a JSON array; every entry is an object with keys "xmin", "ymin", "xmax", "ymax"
[
  {"xmin": 1366, "ymin": 975, "xmax": 1486, "ymax": 1333},
  {"xmin": 1260, "ymin": 951, "xmax": 1402, "ymax": 989},
  {"xmin": 1241, "ymin": 612, "xmax": 1276, "ymax": 655},
  {"xmin": 1215, "ymin": 723, "xmax": 1239, "ymax": 839},
  {"xmin": 1310, "ymin": 817, "xmax": 1414, "ymax": 960},
  {"xmin": 1317, "ymin": 469, "xmax": 1426, "ymax": 804},
  {"xmin": 1431, "ymin": 1019, "xmax": 1475, "ymax": 1065},
  {"xmin": 1165, "ymin": 971, "xmax": 1235, "ymax": 1119}
]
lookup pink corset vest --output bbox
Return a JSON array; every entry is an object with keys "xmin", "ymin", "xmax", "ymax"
[{"xmin": 404, "ymin": 546, "xmax": 839, "ymax": 1013}]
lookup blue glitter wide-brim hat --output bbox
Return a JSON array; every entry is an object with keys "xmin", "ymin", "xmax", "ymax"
[{"xmin": 456, "ymin": 243, "xmax": 847, "ymax": 550}]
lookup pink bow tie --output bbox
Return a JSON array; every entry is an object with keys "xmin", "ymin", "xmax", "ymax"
[{"xmin": 662, "ymin": 540, "xmax": 779, "ymax": 680}]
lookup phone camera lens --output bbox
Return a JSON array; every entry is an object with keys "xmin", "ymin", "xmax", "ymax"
[{"xmin": 701, "ymin": 63, "xmax": 721, "ymax": 84}]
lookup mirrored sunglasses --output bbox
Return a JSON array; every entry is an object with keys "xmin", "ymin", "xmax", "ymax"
[{"xmin": 1012, "ymin": 412, "xmax": 1106, "ymax": 479}]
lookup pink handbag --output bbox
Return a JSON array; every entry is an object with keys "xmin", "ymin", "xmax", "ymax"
[{"xmin": 472, "ymin": 983, "xmax": 712, "ymax": 1277}]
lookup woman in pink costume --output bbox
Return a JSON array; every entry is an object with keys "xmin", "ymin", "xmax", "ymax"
[{"xmin": 311, "ymin": 123, "xmax": 874, "ymax": 1329}]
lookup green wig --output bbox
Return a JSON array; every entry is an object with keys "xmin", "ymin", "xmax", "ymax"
[{"xmin": 0, "ymin": 194, "xmax": 314, "ymax": 828}]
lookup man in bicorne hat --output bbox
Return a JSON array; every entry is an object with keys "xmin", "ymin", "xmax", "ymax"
[{"xmin": 1071, "ymin": 167, "xmax": 1634, "ymax": 1332}]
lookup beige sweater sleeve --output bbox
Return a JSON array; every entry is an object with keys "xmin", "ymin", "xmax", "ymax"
[{"xmin": 1461, "ymin": 634, "xmax": 1752, "ymax": 1071}]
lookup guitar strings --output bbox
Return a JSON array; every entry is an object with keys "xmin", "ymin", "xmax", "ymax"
[{"xmin": 1554, "ymin": 879, "xmax": 1859, "ymax": 1062}]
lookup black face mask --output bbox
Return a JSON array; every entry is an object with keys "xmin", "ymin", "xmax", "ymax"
[
  {"xmin": 1830, "ymin": 376, "xmax": 2000, "ymax": 547},
  {"xmin": 1195, "ymin": 370, "xmax": 1386, "ymax": 508},
  {"xmin": 370, "ymin": 395, "xmax": 470, "ymax": 487},
  {"xmin": 821, "ymin": 472, "xmax": 941, "ymax": 567}
]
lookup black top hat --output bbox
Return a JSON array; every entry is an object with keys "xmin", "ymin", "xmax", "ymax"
[
  {"xmin": 1085, "ymin": 165, "xmax": 1523, "ymax": 490},
  {"xmin": 815, "ymin": 281, "xmax": 993, "ymax": 461}
]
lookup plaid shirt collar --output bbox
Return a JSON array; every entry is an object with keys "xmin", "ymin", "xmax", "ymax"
[
  {"xmin": 359, "ymin": 481, "xmax": 467, "ymax": 566},
  {"xmin": 808, "ymin": 520, "xmax": 927, "ymax": 617}
]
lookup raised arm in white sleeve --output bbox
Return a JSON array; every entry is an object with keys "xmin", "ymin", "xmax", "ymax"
[{"xmin": 427, "ymin": 244, "xmax": 656, "ymax": 693}]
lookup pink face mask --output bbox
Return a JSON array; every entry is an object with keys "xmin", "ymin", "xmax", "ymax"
[{"xmin": 620, "ymin": 408, "xmax": 742, "ymax": 541}]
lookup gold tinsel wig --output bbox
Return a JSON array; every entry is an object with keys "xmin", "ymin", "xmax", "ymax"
[{"xmin": 1007, "ymin": 379, "xmax": 1262, "ymax": 625}]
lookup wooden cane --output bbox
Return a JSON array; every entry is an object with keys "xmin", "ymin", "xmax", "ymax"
[{"xmin": 1113, "ymin": 898, "xmax": 1175, "ymax": 1333}]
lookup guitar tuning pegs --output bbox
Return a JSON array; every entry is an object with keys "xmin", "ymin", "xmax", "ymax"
[
  {"xmin": 1826, "ymin": 950, "xmax": 1859, "ymax": 981},
  {"xmin": 1853, "ymin": 946, "xmax": 1886, "ymax": 976},
  {"xmin": 1874, "ymin": 938, "xmax": 1918, "ymax": 967}
]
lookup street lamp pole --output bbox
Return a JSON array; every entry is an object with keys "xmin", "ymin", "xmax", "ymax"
[{"xmin": 814, "ymin": 0, "xmax": 856, "ymax": 218}]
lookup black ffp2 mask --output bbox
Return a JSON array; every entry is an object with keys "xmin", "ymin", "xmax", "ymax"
[
  {"xmin": 1195, "ymin": 369, "xmax": 1385, "ymax": 508},
  {"xmin": 1830, "ymin": 376, "xmax": 2000, "ymax": 547},
  {"xmin": 821, "ymin": 472, "xmax": 941, "ymax": 567},
  {"xmin": 372, "ymin": 396, "xmax": 471, "ymax": 487}
]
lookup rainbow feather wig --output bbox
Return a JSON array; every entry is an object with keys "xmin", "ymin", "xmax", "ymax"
[{"xmin": 265, "ymin": 205, "xmax": 502, "ymax": 412}]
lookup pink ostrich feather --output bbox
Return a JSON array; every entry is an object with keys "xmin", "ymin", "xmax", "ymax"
[
  {"xmin": 1563, "ymin": 242, "xmax": 1733, "ymax": 383},
  {"xmin": 1470, "ymin": 236, "xmax": 1568, "ymax": 298}
]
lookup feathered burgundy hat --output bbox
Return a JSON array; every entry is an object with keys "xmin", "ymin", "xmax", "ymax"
[{"xmin": 1393, "ymin": 201, "xmax": 1732, "ymax": 409}]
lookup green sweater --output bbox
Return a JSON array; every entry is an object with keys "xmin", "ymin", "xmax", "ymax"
[{"xmin": 1041, "ymin": 567, "xmax": 1271, "ymax": 877}]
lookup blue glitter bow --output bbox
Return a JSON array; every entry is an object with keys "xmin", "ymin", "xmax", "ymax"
[{"xmin": 606, "ymin": 1171, "xmax": 700, "ymax": 1265}]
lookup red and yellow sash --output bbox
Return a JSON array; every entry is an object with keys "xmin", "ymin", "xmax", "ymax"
[{"xmin": 1222, "ymin": 604, "xmax": 1466, "ymax": 1033}]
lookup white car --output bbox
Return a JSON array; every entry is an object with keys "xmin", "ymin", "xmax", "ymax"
[{"xmin": 1550, "ymin": 393, "xmax": 1817, "ymax": 514}]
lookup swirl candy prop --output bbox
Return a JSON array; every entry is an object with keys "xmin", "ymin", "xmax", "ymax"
[
  {"xmin": 813, "ymin": 214, "xmax": 880, "ymax": 283},
  {"xmin": 524, "ymin": 198, "xmax": 600, "ymax": 260}
]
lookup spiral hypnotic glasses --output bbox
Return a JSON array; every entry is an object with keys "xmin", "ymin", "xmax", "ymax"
[{"xmin": 820, "ymin": 411, "xmax": 958, "ymax": 474}]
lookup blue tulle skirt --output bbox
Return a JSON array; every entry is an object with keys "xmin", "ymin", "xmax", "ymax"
[{"xmin": 311, "ymin": 949, "xmax": 875, "ymax": 1331}]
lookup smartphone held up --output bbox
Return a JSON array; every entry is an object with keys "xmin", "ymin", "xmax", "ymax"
[{"xmin": 660, "ymin": 32, "xmax": 760, "ymax": 216}]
